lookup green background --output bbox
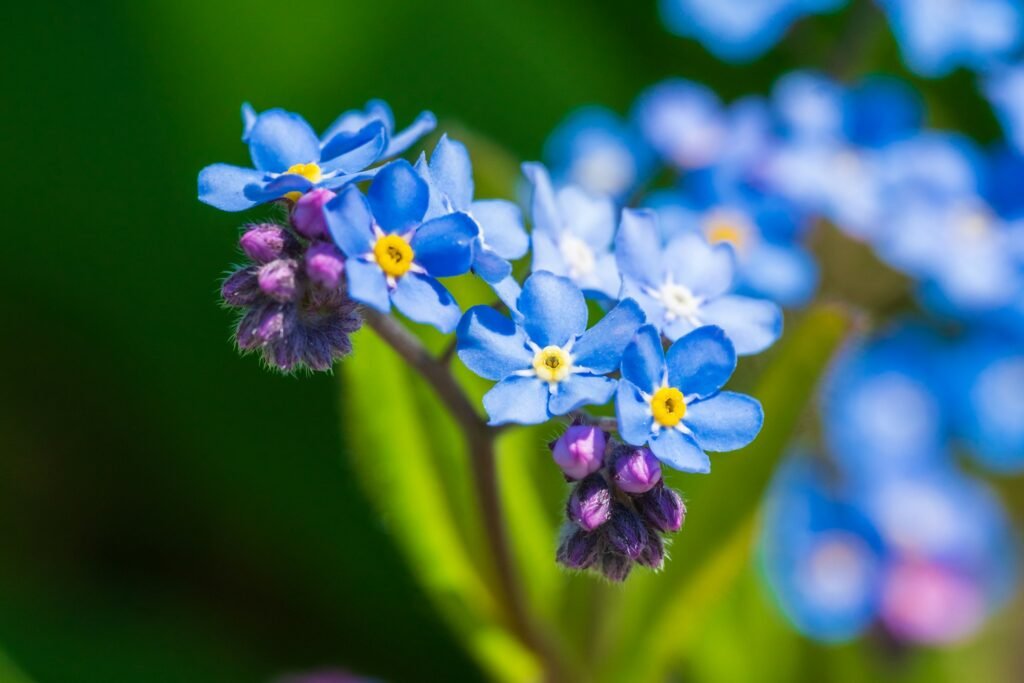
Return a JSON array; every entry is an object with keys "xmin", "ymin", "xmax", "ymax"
[{"xmin": 0, "ymin": 1, "xmax": 1016, "ymax": 681}]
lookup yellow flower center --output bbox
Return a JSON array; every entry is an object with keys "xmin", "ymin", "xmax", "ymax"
[
  {"xmin": 532, "ymin": 346, "xmax": 572, "ymax": 383},
  {"xmin": 705, "ymin": 223, "xmax": 745, "ymax": 248},
  {"xmin": 651, "ymin": 387, "xmax": 686, "ymax": 427},
  {"xmin": 282, "ymin": 163, "xmax": 323, "ymax": 202},
  {"xmin": 373, "ymin": 234, "xmax": 415, "ymax": 278},
  {"xmin": 703, "ymin": 210, "xmax": 748, "ymax": 250}
]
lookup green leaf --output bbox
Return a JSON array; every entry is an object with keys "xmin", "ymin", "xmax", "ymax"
[
  {"xmin": 597, "ymin": 305, "xmax": 855, "ymax": 683},
  {"xmin": 0, "ymin": 648, "xmax": 34, "ymax": 683}
]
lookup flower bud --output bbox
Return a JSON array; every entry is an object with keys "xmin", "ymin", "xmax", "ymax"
[
  {"xmin": 567, "ymin": 475, "xmax": 612, "ymax": 531},
  {"xmin": 612, "ymin": 446, "xmax": 662, "ymax": 494},
  {"xmin": 600, "ymin": 551, "xmax": 633, "ymax": 582},
  {"xmin": 241, "ymin": 224, "xmax": 294, "ymax": 263},
  {"xmin": 258, "ymin": 259, "xmax": 299, "ymax": 302},
  {"xmin": 292, "ymin": 188, "xmax": 336, "ymax": 239},
  {"xmin": 551, "ymin": 425, "xmax": 607, "ymax": 480},
  {"xmin": 637, "ymin": 532, "xmax": 665, "ymax": 570},
  {"xmin": 606, "ymin": 503, "xmax": 649, "ymax": 560},
  {"xmin": 221, "ymin": 267, "xmax": 261, "ymax": 306},
  {"xmin": 305, "ymin": 242, "xmax": 345, "ymax": 289},
  {"xmin": 556, "ymin": 528, "xmax": 601, "ymax": 570},
  {"xmin": 636, "ymin": 484, "xmax": 686, "ymax": 533}
]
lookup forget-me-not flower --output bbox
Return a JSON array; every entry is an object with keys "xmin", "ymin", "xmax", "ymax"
[
  {"xmin": 324, "ymin": 160, "xmax": 477, "ymax": 333},
  {"xmin": 457, "ymin": 271, "xmax": 645, "ymax": 425},
  {"xmin": 199, "ymin": 101, "xmax": 436, "ymax": 212},
  {"xmin": 616, "ymin": 324, "xmax": 763, "ymax": 473},
  {"xmin": 615, "ymin": 208, "xmax": 783, "ymax": 355}
]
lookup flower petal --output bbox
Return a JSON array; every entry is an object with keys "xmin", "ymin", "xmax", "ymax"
[
  {"xmin": 616, "ymin": 380, "xmax": 655, "ymax": 446},
  {"xmin": 517, "ymin": 271, "xmax": 588, "ymax": 347},
  {"xmin": 549, "ymin": 375, "xmax": 617, "ymax": 415},
  {"xmin": 325, "ymin": 186, "xmax": 375, "ymax": 257},
  {"xmin": 346, "ymin": 259, "xmax": 390, "ymax": 312},
  {"xmin": 320, "ymin": 121, "xmax": 387, "ymax": 174},
  {"xmin": 700, "ymin": 295, "xmax": 783, "ymax": 355},
  {"xmin": 410, "ymin": 212, "xmax": 478, "ymax": 277},
  {"xmin": 484, "ymin": 375, "xmax": 551, "ymax": 425},
  {"xmin": 473, "ymin": 247, "xmax": 513, "ymax": 283},
  {"xmin": 383, "ymin": 110, "xmax": 437, "ymax": 158},
  {"xmin": 684, "ymin": 391, "xmax": 764, "ymax": 452},
  {"xmin": 665, "ymin": 325, "xmax": 737, "ymax": 398},
  {"xmin": 522, "ymin": 162, "xmax": 562, "ymax": 235},
  {"xmin": 615, "ymin": 208, "xmax": 663, "ymax": 288},
  {"xmin": 650, "ymin": 429, "xmax": 711, "ymax": 474},
  {"xmin": 572, "ymin": 298, "xmax": 646, "ymax": 374},
  {"xmin": 247, "ymin": 109, "xmax": 321, "ymax": 172},
  {"xmin": 620, "ymin": 324, "xmax": 665, "ymax": 394},
  {"xmin": 198, "ymin": 163, "xmax": 269, "ymax": 212},
  {"xmin": 391, "ymin": 272, "xmax": 462, "ymax": 333},
  {"xmin": 489, "ymin": 275, "xmax": 523, "ymax": 313},
  {"xmin": 322, "ymin": 100, "xmax": 394, "ymax": 141},
  {"xmin": 471, "ymin": 200, "xmax": 529, "ymax": 259},
  {"xmin": 456, "ymin": 305, "xmax": 532, "ymax": 380},
  {"xmin": 557, "ymin": 186, "xmax": 616, "ymax": 249},
  {"xmin": 368, "ymin": 160, "xmax": 429, "ymax": 233},
  {"xmin": 241, "ymin": 102, "xmax": 257, "ymax": 141},
  {"xmin": 665, "ymin": 232, "xmax": 736, "ymax": 299},
  {"xmin": 428, "ymin": 134, "xmax": 474, "ymax": 211}
]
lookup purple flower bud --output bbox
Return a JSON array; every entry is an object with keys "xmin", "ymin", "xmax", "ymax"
[
  {"xmin": 600, "ymin": 551, "xmax": 633, "ymax": 582},
  {"xmin": 612, "ymin": 447, "xmax": 662, "ymax": 494},
  {"xmin": 258, "ymin": 259, "xmax": 299, "ymax": 302},
  {"xmin": 637, "ymin": 532, "xmax": 665, "ymax": 570},
  {"xmin": 305, "ymin": 242, "xmax": 345, "ymax": 289},
  {"xmin": 292, "ymin": 188, "xmax": 336, "ymax": 239},
  {"xmin": 241, "ymin": 224, "xmax": 294, "ymax": 263},
  {"xmin": 606, "ymin": 504, "xmax": 649, "ymax": 560},
  {"xmin": 556, "ymin": 528, "xmax": 601, "ymax": 570},
  {"xmin": 552, "ymin": 425, "xmax": 607, "ymax": 479},
  {"xmin": 636, "ymin": 484, "xmax": 686, "ymax": 533},
  {"xmin": 567, "ymin": 475, "xmax": 612, "ymax": 531},
  {"xmin": 221, "ymin": 267, "xmax": 261, "ymax": 306}
]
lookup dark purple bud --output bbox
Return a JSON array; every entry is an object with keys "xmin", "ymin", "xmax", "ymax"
[
  {"xmin": 600, "ymin": 552, "xmax": 633, "ymax": 582},
  {"xmin": 637, "ymin": 532, "xmax": 665, "ymax": 570},
  {"xmin": 221, "ymin": 267, "xmax": 261, "ymax": 306},
  {"xmin": 636, "ymin": 484, "xmax": 686, "ymax": 533},
  {"xmin": 551, "ymin": 425, "xmax": 606, "ymax": 480},
  {"xmin": 241, "ymin": 224, "xmax": 294, "ymax": 263},
  {"xmin": 606, "ymin": 504, "xmax": 649, "ymax": 560},
  {"xmin": 258, "ymin": 259, "xmax": 299, "ymax": 302},
  {"xmin": 556, "ymin": 528, "xmax": 601, "ymax": 570},
  {"xmin": 612, "ymin": 446, "xmax": 662, "ymax": 494},
  {"xmin": 567, "ymin": 475, "xmax": 612, "ymax": 531},
  {"xmin": 305, "ymin": 242, "xmax": 345, "ymax": 289},
  {"xmin": 292, "ymin": 188, "xmax": 336, "ymax": 239}
]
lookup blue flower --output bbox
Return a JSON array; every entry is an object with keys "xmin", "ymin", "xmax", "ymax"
[
  {"xmin": 878, "ymin": 0, "xmax": 1022, "ymax": 77},
  {"xmin": 456, "ymin": 272, "xmax": 645, "ymax": 426},
  {"xmin": 632, "ymin": 79, "xmax": 728, "ymax": 170},
  {"xmin": 985, "ymin": 64, "xmax": 1024, "ymax": 154},
  {"xmin": 615, "ymin": 208, "xmax": 783, "ymax": 355},
  {"xmin": 543, "ymin": 106, "xmax": 654, "ymax": 200},
  {"xmin": 615, "ymin": 324, "xmax": 763, "ymax": 473},
  {"xmin": 198, "ymin": 101, "xmax": 436, "ymax": 212},
  {"xmin": 523, "ymin": 163, "xmax": 621, "ymax": 299},
  {"xmin": 414, "ymin": 135, "xmax": 529, "ymax": 285},
  {"xmin": 658, "ymin": 0, "xmax": 847, "ymax": 62},
  {"xmin": 323, "ymin": 160, "xmax": 477, "ymax": 333}
]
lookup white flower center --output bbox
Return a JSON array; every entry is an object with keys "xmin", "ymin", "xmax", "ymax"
[
  {"xmin": 651, "ymin": 277, "xmax": 704, "ymax": 325},
  {"xmin": 559, "ymin": 234, "xmax": 596, "ymax": 279}
]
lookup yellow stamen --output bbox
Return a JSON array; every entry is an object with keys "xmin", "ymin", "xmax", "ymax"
[
  {"xmin": 651, "ymin": 387, "xmax": 686, "ymax": 427},
  {"xmin": 532, "ymin": 346, "xmax": 572, "ymax": 383},
  {"xmin": 373, "ymin": 234, "xmax": 415, "ymax": 278},
  {"xmin": 705, "ymin": 223, "xmax": 745, "ymax": 248},
  {"xmin": 283, "ymin": 162, "xmax": 323, "ymax": 202}
]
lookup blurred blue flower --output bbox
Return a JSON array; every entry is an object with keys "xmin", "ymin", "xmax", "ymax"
[
  {"xmin": 986, "ymin": 65, "xmax": 1024, "ymax": 154},
  {"xmin": 324, "ymin": 160, "xmax": 477, "ymax": 333},
  {"xmin": 199, "ymin": 101, "xmax": 435, "ymax": 211},
  {"xmin": 615, "ymin": 208, "xmax": 783, "ymax": 354},
  {"xmin": 878, "ymin": 0, "xmax": 1023, "ymax": 77},
  {"xmin": 658, "ymin": 0, "xmax": 847, "ymax": 62},
  {"xmin": 415, "ymin": 135, "xmax": 529, "ymax": 284},
  {"xmin": 633, "ymin": 79, "xmax": 728, "ymax": 170},
  {"xmin": 615, "ymin": 324, "xmax": 763, "ymax": 473},
  {"xmin": 543, "ymin": 106, "xmax": 654, "ymax": 200},
  {"xmin": 456, "ymin": 271, "xmax": 645, "ymax": 425},
  {"xmin": 523, "ymin": 163, "xmax": 622, "ymax": 299}
]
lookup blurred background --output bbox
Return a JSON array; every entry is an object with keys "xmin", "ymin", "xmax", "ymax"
[{"xmin": 2, "ymin": 0, "xmax": 1022, "ymax": 681}]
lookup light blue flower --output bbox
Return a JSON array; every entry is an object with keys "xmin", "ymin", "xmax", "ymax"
[
  {"xmin": 415, "ymin": 135, "xmax": 529, "ymax": 285},
  {"xmin": 658, "ymin": 0, "xmax": 847, "ymax": 62},
  {"xmin": 456, "ymin": 272, "xmax": 645, "ymax": 425},
  {"xmin": 632, "ymin": 79, "xmax": 728, "ymax": 170},
  {"xmin": 985, "ymin": 64, "xmax": 1024, "ymax": 154},
  {"xmin": 523, "ymin": 163, "xmax": 621, "ymax": 299},
  {"xmin": 543, "ymin": 106, "xmax": 654, "ymax": 200},
  {"xmin": 198, "ymin": 101, "xmax": 435, "ymax": 212},
  {"xmin": 879, "ymin": 0, "xmax": 1022, "ymax": 77},
  {"xmin": 323, "ymin": 160, "xmax": 477, "ymax": 333},
  {"xmin": 615, "ymin": 324, "xmax": 763, "ymax": 473},
  {"xmin": 615, "ymin": 208, "xmax": 783, "ymax": 355}
]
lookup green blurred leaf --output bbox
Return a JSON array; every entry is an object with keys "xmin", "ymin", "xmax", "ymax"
[
  {"xmin": 0, "ymin": 648, "xmax": 34, "ymax": 683},
  {"xmin": 597, "ymin": 305, "xmax": 855, "ymax": 683}
]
